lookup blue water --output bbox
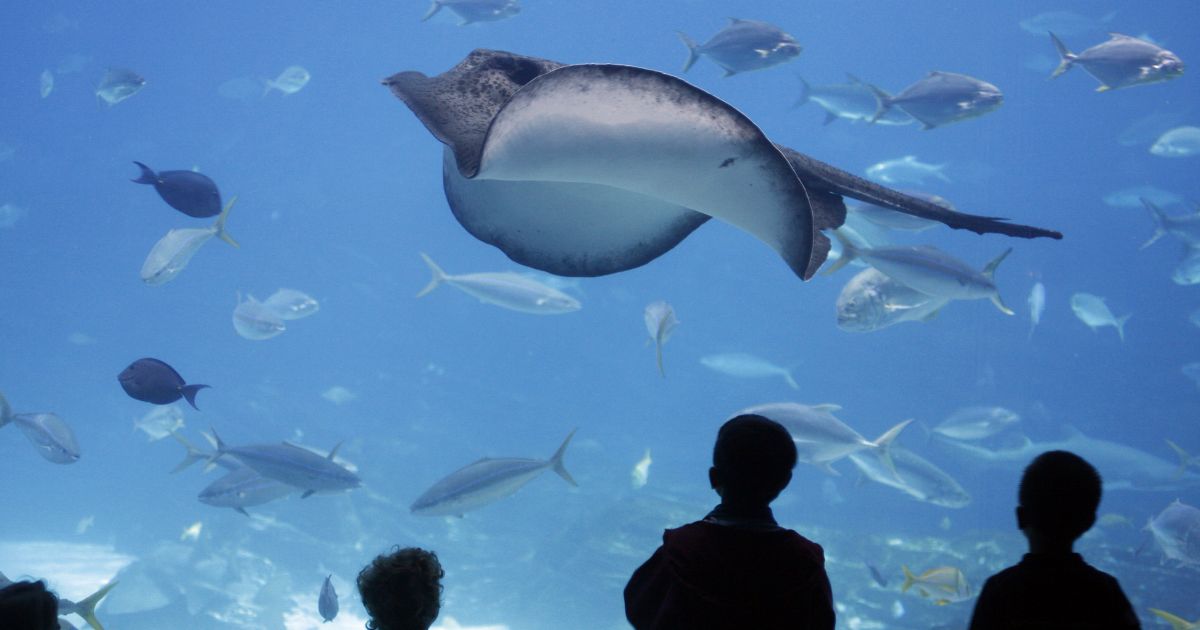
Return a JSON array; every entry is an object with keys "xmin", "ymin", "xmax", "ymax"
[{"xmin": 2, "ymin": 1, "xmax": 1199, "ymax": 628}]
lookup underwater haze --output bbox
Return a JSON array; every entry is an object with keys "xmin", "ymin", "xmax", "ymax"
[{"xmin": 2, "ymin": 1, "xmax": 1199, "ymax": 628}]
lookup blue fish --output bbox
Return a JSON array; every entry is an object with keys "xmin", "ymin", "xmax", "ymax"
[
  {"xmin": 132, "ymin": 161, "xmax": 223, "ymax": 218},
  {"xmin": 118, "ymin": 357, "xmax": 209, "ymax": 409}
]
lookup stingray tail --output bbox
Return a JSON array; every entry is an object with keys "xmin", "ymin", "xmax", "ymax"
[
  {"xmin": 213, "ymin": 196, "xmax": 240, "ymax": 248},
  {"xmin": 131, "ymin": 161, "xmax": 158, "ymax": 184},
  {"xmin": 550, "ymin": 429, "xmax": 578, "ymax": 487},
  {"xmin": 73, "ymin": 579, "xmax": 119, "ymax": 630},
  {"xmin": 421, "ymin": 0, "xmax": 443, "ymax": 21},
  {"xmin": 677, "ymin": 32, "xmax": 700, "ymax": 72},
  {"xmin": 1140, "ymin": 198, "xmax": 1167, "ymax": 249},
  {"xmin": 180, "ymin": 384, "xmax": 210, "ymax": 410},
  {"xmin": 417, "ymin": 252, "xmax": 448, "ymax": 297},
  {"xmin": 982, "ymin": 248, "xmax": 1014, "ymax": 315},
  {"xmin": 1048, "ymin": 32, "xmax": 1077, "ymax": 78}
]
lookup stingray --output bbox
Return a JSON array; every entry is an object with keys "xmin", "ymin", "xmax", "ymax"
[{"xmin": 384, "ymin": 49, "xmax": 1061, "ymax": 280}]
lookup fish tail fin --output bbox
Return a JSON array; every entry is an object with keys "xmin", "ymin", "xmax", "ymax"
[
  {"xmin": 866, "ymin": 82, "xmax": 892, "ymax": 124},
  {"xmin": 655, "ymin": 337, "xmax": 666, "ymax": 378},
  {"xmin": 900, "ymin": 565, "xmax": 917, "ymax": 593},
  {"xmin": 1048, "ymin": 32, "xmax": 1077, "ymax": 78},
  {"xmin": 1115, "ymin": 313, "xmax": 1131, "ymax": 342},
  {"xmin": 794, "ymin": 75, "xmax": 810, "ymax": 107},
  {"xmin": 0, "ymin": 391, "xmax": 11, "ymax": 428},
  {"xmin": 983, "ymin": 248, "xmax": 1015, "ymax": 315},
  {"xmin": 131, "ymin": 161, "xmax": 157, "ymax": 184},
  {"xmin": 421, "ymin": 0, "xmax": 443, "ymax": 21},
  {"xmin": 1150, "ymin": 609, "xmax": 1196, "ymax": 630},
  {"xmin": 677, "ymin": 32, "xmax": 700, "ymax": 72},
  {"xmin": 871, "ymin": 419, "xmax": 914, "ymax": 481},
  {"xmin": 214, "ymin": 196, "xmax": 240, "ymax": 248},
  {"xmin": 416, "ymin": 252, "xmax": 447, "ymax": 297},
  {"xmin": 1165, "ymin": 439, "xmax": 1191, "ymax": 478},
  {"xmin": 203, "ymin": 427, "xmax": 226, "ymax": 472},
  {"xmin": 180, "ymin": 384, "xmax": 209, "ymax": 410},
  {"xmin": 934, "ymin": 165, "xmax": 953, "ymax": 183},
  {"xmin": 550, "ymin": 428, "xmax": 578, "ymax": 487},
  {"xmin": 74, "ymin": 579, "xmax": 118, "ymax": 630},
  {"xmin": 261, "ymin": 78, "xmax": 275, "ymax": 98},
  {"xmin": 1139, "ymin": 198, "xmax": 1167, "ymax": 249},
  {"xmin": 822, "ymin": 230, "xmax": 859, "ymax": 275},
  {"xmin": 169, "ymin": 431, "xmax": 208, "ymax": 473},
  {"xmin": 783, "ymin": 370, "xmax": 799, "ymax": 390}
]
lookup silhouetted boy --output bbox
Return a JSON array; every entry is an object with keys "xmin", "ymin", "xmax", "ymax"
[
  {"xmin": 0, "ymin": 579, "xmax": 58, "ymax": 630},
  {"xmin": 357, "ymin": 546, "xmax": 445, "ymax": 630},
  {"xmin": 968, "ymin": 450, "xmax": 1140, "ymax": 629},
  {"xmin": 624, "ymin": 414, "xmax": 835, "ymax": 629}
]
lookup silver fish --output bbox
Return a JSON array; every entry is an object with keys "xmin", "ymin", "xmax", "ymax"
[
  {"xmin": 207, "ymin": 429, "xmax": 361, "ymax": 497},
  {"xmin": 262, "ymin": 288, "xmax": 320, "ymax": 320},
  {"xmin": 678, "ymin": 18, "xmax": 801, "ymax": 77},
  {"xmin": 1150, "ymin": 126, "xmax": 1200, "ymax": 157},
  {"xmin": 865, "ymin": 155, "xmax": 949, "ymax": 185},
  {"xmin": 198, "ymin": 465, "xmax": 294, "ymax": 515},
  {"xmin": 848, "ymin": 447, "xmax": 971, "ymax": 508},
  {"xmin": 932, "ymin": 406, "xmax": 1020, "ymax": 441},
  {"xmin": 1027, "ymin": 281, "xmax": 1045, "ymax": 337},
  {"xmin": 232, "ymin": 294, "xmax": 286, "ymax": 340},
  {"xmin": 96, "ymin": 68, "xmax": 145, "ymax": 105},
  {"xmin": 1142, "ymin": 199, "xmax": 1200, "ymax": 248},
  {"xmin": 265, "ymin": 65, "xmax": 310, "ymax": 95},
  {"xmin": 133, "ymin": 404, "xmax": 184, "ymax": 442},
  {"xmin": 417, "ymin": 253, "xmax": 581, "ymax": 314},
  {"xmin": 872, "ymin": 71, "xmax": 1003, "ymax": 130},
  {"xmin": 411, "ymin": 429, "xmax": 576, "ymax": 516},
  {"xmin": 422, "ymin": 0, "xmax": 519, "ymax": 25},
  {"xmin": 0, "ymin": 406, "xmax": 80, "ymax": 464},
  {"xmin": 836, "ymin": 267, "xmax": 949, "ymax": 333},
  {"xmin": 737, "ymin": 402, "xmax": 911, "ymax": 475},
  {"xmin": 830, "ymin": 236, "xmax": 1013, "ymax": 315},
  {"xmin": 141, "ymin": 197, "xmax": 239, "ymax": 285},
  {"xmin": 1147, "ymin": 500, "xmax": 1200, "ymax": 567},
  {"xmin": 1049, "ymin": 32, "xmax": 1184, "ymax": 91},
  {"xmin": 40, "ymin": 69, "xmax": 54, "ymax": 98},
  {"xmin": 796, "ymin": 74, "xmax": 912, "ymax": 126},
  {"xmin": 644, "ymin": 301, "xmax": 679, "ymax": 377},
  {"xmin": 700, "ymin": 353, "xmax": 798, "ymax": 389},
  {"xmin": 1070, "ymin": 292, "xmax": 1129, "ymax": 341},
  {"xmin": 319, "ymin": 574, "xmax": 339, "ymax": 622}
]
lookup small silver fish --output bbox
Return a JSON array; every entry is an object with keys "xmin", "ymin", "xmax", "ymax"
[
  {"xmin": 417, "ymin": 253, "xmax": 580, "ymax": 314},
  {"xmin": 1150, "ymin": 126, "xmax": 1200, "ymax": 158},
  {"xmin": 865, "ymin": 155, "xmax": 950, "ymax": 186},
  {"xmin": 872, "ymin": 71, "xmax": 1003, "ymax": 129},
  {"xmin": 141, "ymin": 198, "xmax": 239, "ymax": 285},
  {"xmin": 678, "ymin": 18, "xmax": 801, "ymax": 77},
  {"xmin": 422, "ymin": 0, "xmax": 520, "ymax": 25},
  {"xmin": 1070, "ymin": 292, "xmax": 1129, "ymax": 341},
  {"xmin": 264, "ymin": 66, "xmax": 310, "ymax": 96},
  {"xmin": 262, "ymin": 288, "xmax": 320, "ymax": 320},
  {"xmin": 796, "ymin": 74, "xmax": 913, "ymax": 126},
  {"xmin": 699, "ymin": 352, "xmax": 798, "ymax": 389},
  {"xmin": 134, "ymin": 404, "xmax": 185, "ymax": 442},
  {"xmin": 96, "ymin": 68, "xmax": 145, "ymax": 105},
  {"xmin": 232, "ymin": 294, "xmax": 286, "ymax": 340},
  {"xmin": 39, "ymin": 69, "xmax": 54, "ymax": 98},
  {"xmin": 1049, "ymin": 32, "xmax": 1184, "ymax": 91},
  {"xmin": 644, "ymin": 300, "xmax": 678, "ymax": 377},
  {"xmin": 319, "ymin": 575, "xmax": 338, "ymax": 622},
  {"xmin": 1028, "ymin": 281, "xmax": 1046, "ymax": 337},
  {"xmin": 631, "ymin": 449, "xmax": 652, "ymax": 489}
]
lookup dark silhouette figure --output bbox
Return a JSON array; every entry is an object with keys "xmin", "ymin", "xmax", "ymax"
[
  {"xmin": 0, "ymin": 579, "xmax": 58, "ymax": 630},
  {"xmin": 624, "ymin": 414, "xmax": 835, "ymax": 630},
  {"xmin": 968, "ymin": 450, "xmax": 1140, "ymax": 630},
  {"xmin": 357, "ymin": 546, "xmax": 445, "ymax": 630}
]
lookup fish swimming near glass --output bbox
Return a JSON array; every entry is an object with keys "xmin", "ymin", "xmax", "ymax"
[
  {"xmin": 383, "ymin": 50, "xmax": 1060, "ymax": 285},
  {"xmin": 140, "ymin": 197, "xmax": 239, "ymax": 285},
  {"xmin": 1142, "ymin": 199, "xmax": 1200, "ymax": 249},
  {"xmin": 133, "ymin": 404, "xmax": 185, "ymax": 442},
  {"xmin": 870, "ymin": 71, "xmax": 1003, "ymax": 130},
  {"xmin": 96, "ymin": 68, "xmax": 145, "ymax": 105},
  {"xmin": 411, "ymin": 429, "xmax": 577, "ymax": 516},
  {"xmin": 1146, "ymin": 500, "xmax": 1200, "ymax": 568},
  {"xmin": 416, "ymin": 252, "xmax": 581, "ymax": 314},
  {"xmin": 1150, "ymin": 126, "xmax": 1200, "ymax": 158},
  {"xmin": 736, "ymin": 402, "xmax": 911, "ymax": 477},
  {"xmin": 1070, "ymin": 292, "xmax": 1129, "ymax": 341},
  {"xmin": 848, "ymin": 446, "xmax": 971, "ymax": 509},
  {"xmin": 900, "ymin": 565, "xmax": 973, "ymax": 605},
  {"xmin": 232, "ymin": 294, "xmax": 287, "ymax": 340},
  {"xmin": 932, "ymin": 406, "xmax": 1020, "ymax": 441},
  {"xmin": 118, "ymin": 357, "xmax": 209, "ymax": 410},
  {"xmin": 205, "ymin": 429, "xmax": 362, "ymax": 498},
  {"xmin": 795, "ymin": 74, "xmax": 913, "ymax": 126},
  {"xmin": 1027, "ymin": 281, "xmax": 1045, "ymax": 338},
  {"xmin": 131, "ymin": 161, "xmax": 223, "ymax": 218},
  {"xmin": 262, "ymin": 288, "xmax": 320, "ymax": 320},
  {"xmin": 836, "ymin": 267, "xmax": 949, "ymax": 333},
  {"xmin": 864, "ymin": 156, "xmax": 951, "ymax": 186},
  {"xmin": 644, "ymin": 300, "xmax": 678, "ymax": 377},
  {"xmin": 699, "ymin": 352, "xmax": 798, "ymax": 389},
  {"xmin": 319, "ymin": 575, "xmax": 339, "ymax": 622},
  {"xmin": 264, "ymin": 65, "xmax": 310, "ymax": 96},
  {"xmin": 0, "ymin": 393, "xmax": 80, "ymax": 464},
  {"xmin": 678, "ymin": 18, "xmax": 802, "ymax": 77},
  {"xmin": 197, "ymin": 462, "xmax": 296, "ymax": 515},
  {"xmin": 1048, "ymin": 32, "xmax": 1184, "ymax": 91},
  {"xmin": 422, "ymin": 0, "xmax": 520, "ymax": 25}
]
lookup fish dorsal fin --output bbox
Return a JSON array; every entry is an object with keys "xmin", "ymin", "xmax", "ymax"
[
  {"xmin": 327, "ymin": 441, "xmax": 343, "ymax": 460},
  {"xmin": 981, "ymin": 248, "xmax": 1012, "ymax": 280},
  {"xmin": 844, "ymin": 72, "xmax": 863, "ymax": 85},
  {"xmin": 812, "ymin": 403, "xmax": 842, "ymax": 412}
]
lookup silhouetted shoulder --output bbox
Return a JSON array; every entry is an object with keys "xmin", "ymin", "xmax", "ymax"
[{"xmin": 969, "ymin": 554, "xmax": 1139, "ymax": 630}]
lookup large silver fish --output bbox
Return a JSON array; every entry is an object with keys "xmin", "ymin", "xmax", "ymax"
[
  {"xmin": 206, "ymin": 429, "xmax": 361, "ymax": 497},
  {"xmin": 411, "ymin": 429, "xmax": 576, "ymax": 516},
  {"xmin": 1049, "ymin": 32, "xmax": 1184, "ymax": 91},
  {"xmin": 198, "ymin": 465, "xmax": 295, "ymax": 515},
  {"xmin": 932, "ymin": 406, "xmax": 1019, "ymax": 441},
  {"xmin": 736, "ymin": 402, "xmax": 911, "ymax": 476},
  {"xmin": 1147, "ymin": 500, "xmax": 1200, "ymax": 567},
  {"xmin": 422, "ymin": 0, "xmax": 519, "ymax": 25},
  {"xmin": 141, "ymin": 197, "xmax": 239, "ymax": 285},
  {"xmin": 0, "ymin": 393, "xmax": 79, "ymax": 464},
  {"xmin": 416, "ymin": 252, "xmax": 580, "ymax": 314},
  {"xmin": 836, "ymin": 267, "xmax": 949, "ymax": 333},
  {"xmin": 796, "ymin": 74, "xmax": 912, "ymax": 126},
  {"xmin": 679, "ymin": 18, "xmax": 801, "ymax": 77},
  {"xmin": 1070, "ymin": 292, "xmax": 1129, "ymax": 341},
  {"xmin": 871, "ymin": 71, "xmax": 1003, "ymax": 129},
  {"xmin": 848, "ymin": 447, "xmax": 971, "ymax": 508},
  {"xmin": 384, "ymin": 50, "xmax": 1060, "ymax": 284}
]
